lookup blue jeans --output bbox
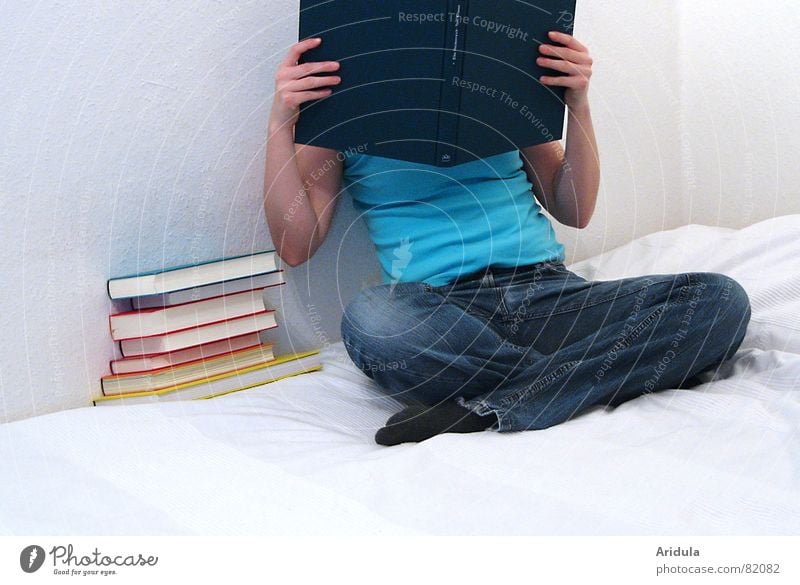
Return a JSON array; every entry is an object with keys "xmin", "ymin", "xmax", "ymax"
[{"xmin": 340, "ymin": 261, "xmax": 752, "ymax": 432}]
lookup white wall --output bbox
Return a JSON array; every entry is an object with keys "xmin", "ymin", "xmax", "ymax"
[
  {"xmin": 0, "ymin": 1, "xmax": 796, "ymax": 423},
  {"xmin": 677, "ymin": 0, "xmax": 800, "ymax": 227},
  {"xmin": 555, "ymin": 0, "xmax": 685, "ymax": 263},
  {"xmin": 558, "ymin": 0, "xmax": 800, "ymax": 261},
  {"xmin": 0, "ymin": 1, "xmax": 377, "ymax": 423}
]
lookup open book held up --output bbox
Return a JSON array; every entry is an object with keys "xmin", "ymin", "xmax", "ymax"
[{"xmin": 295, "ymin": 0, "xmax": 578, "ymax": 167}]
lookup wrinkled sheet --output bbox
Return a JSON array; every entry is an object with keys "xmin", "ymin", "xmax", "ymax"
[{"xmin": 1, "ymin": 216, "xmax": 798, "ymax": 535}]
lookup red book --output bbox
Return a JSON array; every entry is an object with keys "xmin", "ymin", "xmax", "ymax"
[
  {"xmin": 119, "ymin": 310, "xmax": 278, "ymax": 357},
  {"xmin": 109, "ymin": 288, "xmax": 267, "ymax": 340},
  {"xmin": 110, "ymin": 332, "xmax": 262, "ymax": 374}
]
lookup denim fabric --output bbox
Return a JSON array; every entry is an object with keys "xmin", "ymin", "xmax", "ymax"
[{"xmin": 340, "ymin": 261, "xmax": 752, "ymax": 432}]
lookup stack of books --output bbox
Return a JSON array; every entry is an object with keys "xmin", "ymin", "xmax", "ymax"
[{"xmin": 96, "ymin": 249, "xmax": 322, "ymax": 406}]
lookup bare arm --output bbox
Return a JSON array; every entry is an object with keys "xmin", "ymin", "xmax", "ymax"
[
  {"xmin": 264, "ymin": 38, "xmax": 343, "ymax": 266},
  {"xmin": 520, "ymin": 31, "xmax": 600, "ymax": 229},
  {"xmin": 265, "ymin": 133, "xmax": 343, "ymax": 267}
]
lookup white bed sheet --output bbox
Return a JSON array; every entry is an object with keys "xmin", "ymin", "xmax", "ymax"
[{"xmin": 1, "ymin": 215, "xmax": 798, "ymax": 535}]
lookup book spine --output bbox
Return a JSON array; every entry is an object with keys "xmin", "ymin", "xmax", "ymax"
[
  {"xmin": 434, "ymin": 0, "xmax": 469, "ymax": 167},
  {"xmin": 112, "ymin": 308, "xmax": 273, "ymax": 341}
]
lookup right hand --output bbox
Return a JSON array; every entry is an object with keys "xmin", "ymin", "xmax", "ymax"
[{"xmin": 269, "ymin": 37, "xmax": 341, "ymax": 131}]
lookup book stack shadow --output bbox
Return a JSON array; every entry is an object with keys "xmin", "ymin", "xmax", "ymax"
[{"xmin": 96, "ymin": 249, "xmax": 322, "ymax": 406}]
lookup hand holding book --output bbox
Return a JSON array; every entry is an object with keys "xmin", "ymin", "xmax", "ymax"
[
  {"xmin": 269, "ymin": 37, "xmax": 341, "ymax": 132},
  {"xmin": 294, "ymin": 0, "xmax": 580, "ymax": 167},
  {"xmin": 538, "ymin": 30, "xmax": 593, "ymax": 111}
]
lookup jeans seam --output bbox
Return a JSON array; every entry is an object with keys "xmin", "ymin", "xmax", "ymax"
[
  {"xmin": 501, "ymin": 276, "xmax": 679, "ymax": 322},
  {"xmin": 463, "ymin": 300, "xmax": 672, "ymax": 423},
  {"xmin": 613, "ymin": 303, "xmax": 668, "ymax": 352},
  {"xmin": 476, "ymin": 317, "xmax": 538, "ymax": 365},
  {"xmin": 486, "ymin": 271, "xmax": 513, "ymax": 318},
  {"xmin": 498, "ymin": 289, "xmax": 512, "ymax": 319},
  {"xmin": 494, "ymin": 359, "xmax": 582, "ymax": 409},
  {"xmin": 429, "ymin": 279, "xmax": 508, "ymax": 323},
  {"xmin": 387, "ymin": 281, "xmax": 536, "ymax": 367},
  {"xmin": 492, "ymin": 301, "xmax": 668, "ymax": 410}
]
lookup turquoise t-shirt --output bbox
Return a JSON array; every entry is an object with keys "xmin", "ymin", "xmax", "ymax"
[{"xmin": 341, "ymin": 150, "xmax": 566, "ymax": 287}]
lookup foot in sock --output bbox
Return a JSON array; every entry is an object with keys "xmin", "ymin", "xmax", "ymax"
[{"xmin": 375, "ymin": 401, "xmax": 496, "ymax": 446}]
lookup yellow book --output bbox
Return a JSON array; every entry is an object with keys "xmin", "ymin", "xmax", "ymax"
[
  {"xmin": 92, "ymin": 349, "xmax": 322, "ymax": 406},
  {"xmin": 102, "ymin": 343, "xmax": 276, "ymax": 395}
]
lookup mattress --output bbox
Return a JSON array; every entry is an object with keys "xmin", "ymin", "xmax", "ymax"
[{"xmin": 1, "ymin": 215, "xmax": 799, "ymax": 535}]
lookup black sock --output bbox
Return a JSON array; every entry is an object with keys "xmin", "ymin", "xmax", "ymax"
[{"xmin": 375, "ymin": 401, "xmax": 496, "ymax": 446}]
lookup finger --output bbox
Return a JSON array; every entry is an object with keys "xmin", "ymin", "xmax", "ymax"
[
  {"xmin": 282, "ymin": 37, "xmax": 322, "ymax": 66},
  {"xmin": 285, "ymin": 75, "xmax": 341, "ymax": 92},
  {"xmin": 540, "ymin": 75, "xmax": 581, "ymax": 88},
  {"xmin": 536, "ymin": 57, "xmax": 581, "ymax": 75},
  {"xmin": 539, "ymin": 43, "xmax": 591, "ymax": 65},
  {"xmin": 547, "ymin": 30, "xmax": 588, "ymax": 52},
  {"xmin": 288, "ymin": 60, "xmax": 340, "ymax": 80},
  {"xmin": 293, "ymin": 89, "xmax": 334, "ymax": 104}
]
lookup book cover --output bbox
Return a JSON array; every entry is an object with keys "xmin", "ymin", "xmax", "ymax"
[
  {"xmin": 118, "ymin": 310, "xmax": 277, "ymax": 356},
  {"xmin": 110, "ymin": 332, "xmax": 263, "ymax": 374},
  {"xmin": 93, "ymin": 349, "xmax": 323, "ymax": 405},
  {"xmin": 295, "ymin": 0, "xmax": 577, "ymax": 167},
  {"xmin": 107, "ymin": 248, "xmax": 278, "ymax": 300},
  {"xmin": 101, "ymin": 343, "xmax": 276, "ymax": 395},
  {"xmin": 109, "ymin": 288, "xmax": 267, "ymax": 340},
  {"xmin": 131, "ymin": 271, "xmax": 286, "ymax": 309}
]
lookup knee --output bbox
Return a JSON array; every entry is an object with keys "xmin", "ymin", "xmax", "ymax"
[
  {"xmin": 693, "ymin": 272, "xmax": 750, "ymax": 316},
  {"xmin": 725, "ymin": 276, "xmax": 751, "ymax": 321},
  {"xmin": 691, "ymin": 272, "xmax": 751, "ymax": 345},
  {"xmin": 340, "ymin": 283, "xmax": 435, "ymax": 387}
]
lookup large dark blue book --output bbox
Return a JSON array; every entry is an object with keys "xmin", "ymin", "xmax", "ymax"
[{"xmin": 295, "ymin": 0, "xmax": 578, "ymax": 167}]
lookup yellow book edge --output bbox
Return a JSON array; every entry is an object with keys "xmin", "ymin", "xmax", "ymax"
[
  {"xmin": 196, "ymin": 365, "xmax": 323, "ymax": 400},
  {"xmin": 92, "ymin": 348, "xmax": 322, "ymax": 403}
]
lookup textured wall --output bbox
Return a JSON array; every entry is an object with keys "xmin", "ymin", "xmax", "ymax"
[
  {"xmin": 677, "ymin": 0, "xmax": 800, "ymax": 227},
  {"xmin": 0, "ymin": 1, "xmax": 377, "ymax": 423},
  {"xmin": 0, "ymin": 2, "xmax": 794, "ymax": 423},
  {"xmin": 554, "ymin": 1, "xmax": 685, "ymax": 264}
]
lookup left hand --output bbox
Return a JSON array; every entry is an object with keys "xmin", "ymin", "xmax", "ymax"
[{"xmin": 537, "ymin": 31, "xmax": 593, "ymax": 110}]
